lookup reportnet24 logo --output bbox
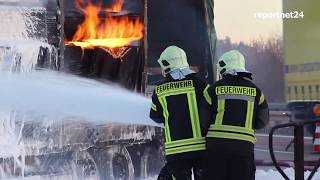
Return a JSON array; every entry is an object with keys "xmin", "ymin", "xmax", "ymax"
[{"xmin": 254, "ymin": 11, "xmax": 304, "ymax": 20}]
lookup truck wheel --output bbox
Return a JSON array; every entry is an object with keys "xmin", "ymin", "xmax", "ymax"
[
  {"xmin": 72, "ymin": 150, "xmax": 100, "ymax": 180},
  {"xmin": 140, "ymin": 146, "xmax": 164, "ymax": 178},
  {"xmin": 44, "ymin": 154, "xmax": 73, "ymax": 176},
  {"xmin": 44, "ymin": 151, "xmax": 100, "ymax": 180},
  {"xmin": 112, "ymin": 152, "xmax": 130, "ymax": 180},
  {"xmin": 100, "ymin": 146, "xmax": 134, "ymax": 180}
]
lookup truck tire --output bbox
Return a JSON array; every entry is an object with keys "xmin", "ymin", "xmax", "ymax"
[
  {"xmin": 99, "ymin": 146, "xmax": 134, "ymax": 180},
  {"xmin": 72, "ymin": 150, "xmax": 100, "ymax": 180},
  {"xmin": 44, "ymin": 150, "xmax": 100, "ymax": 180},
  {"xmin": 140, "ymin": 145, "xmax": 164, "ymax": 178}
]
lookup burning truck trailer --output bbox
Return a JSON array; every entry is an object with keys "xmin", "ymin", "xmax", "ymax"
[
  {"xmin": 0, "ymin": 2, "xmax": 162, "ymax": 180},
  {"xmin": 60, "ymin": 0, "xmax": 215, "ymax": 179},
  {"xmin": 0, "ymin": 0, "xmax": 216, "ymax": 180},
  {"xmin": 62, "ymin": 0, "xmax": 216, "ymax": 91},
  {"xmin": 63, "ymin": 0, "xmax": 145, "ymax": 91}
]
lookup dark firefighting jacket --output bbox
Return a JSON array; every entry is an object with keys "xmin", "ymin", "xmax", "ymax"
[
  {"xmin": 204, "ymin": 74, "xmax": 269, "ymax": 143},
  {"xmin": 150, "ymin": 73, "xmax": 208, "ymax": 161}
]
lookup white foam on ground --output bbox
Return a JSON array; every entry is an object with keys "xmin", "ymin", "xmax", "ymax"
[
  {"xmin": 256, "ymin": 168, "xmax": 320, "ymax": 180},
  {"xmin": 2, "ymin": 168, "xmax": 320, "ymax": 180}
]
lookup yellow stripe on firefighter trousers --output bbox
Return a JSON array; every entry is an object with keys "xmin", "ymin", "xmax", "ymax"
[
  {"xmin": 165, "ymin": 143, "xmax": 206, "ymax": 155},
  {"xmin": 207, "ymin": 131, "xmax": 256, "ymax": 143}
]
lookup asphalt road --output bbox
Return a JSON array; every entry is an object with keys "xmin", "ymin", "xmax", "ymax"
[{"xmin": 255, "ymin": 133, "xmax": 319, "ymax": 168}]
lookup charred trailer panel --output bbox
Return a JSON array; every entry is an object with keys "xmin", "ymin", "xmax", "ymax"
[
  {"xmin": 146, "ymin": 0, "xmax": 216, "ymax": 95},
  {"xmin": 62, "ymin": 0, "xmax": 146, "ymax": 91},
  {"xmin": 60, "ymin": 0, "xmax": 215, "ymax": 93}
]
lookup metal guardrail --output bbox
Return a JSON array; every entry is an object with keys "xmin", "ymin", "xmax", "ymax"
[{"xmin": 269, "ymin": 120, "xmax": 320, "ymax": 180}]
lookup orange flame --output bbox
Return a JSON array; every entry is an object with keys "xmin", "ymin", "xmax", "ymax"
[
  {"xmin": 65, "ymin": 0, "xmax": 144, "ymax": 58},
  {"xmin": 106, "ymin": 0, "xmax": 124, "ymax": 12}
]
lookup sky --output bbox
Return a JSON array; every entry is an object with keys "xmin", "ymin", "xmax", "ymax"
[{"xmin": 214, "ymin": 0, "xmax": 283, "ymax": 43}]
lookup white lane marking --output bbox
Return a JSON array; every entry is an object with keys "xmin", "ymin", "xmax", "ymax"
[
  {"xmin": 254, "ymin": 148, "xmax": 294, "ymax": 155},
  {"xmin": 256, "ymin": 133, "xmax": 313, "ymax": 140}
]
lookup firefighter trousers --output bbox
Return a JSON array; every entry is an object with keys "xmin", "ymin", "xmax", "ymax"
[
  {"xmin": 157, "ymin": 165, "xmax": 172, "ymax": 180},
  {"xmin": 205, "ymin": 139, "xmax": 256, "ymax": 180},
  {"xmin": 158, "ymin": 158, "xmax": 205, "ymax": 180}
]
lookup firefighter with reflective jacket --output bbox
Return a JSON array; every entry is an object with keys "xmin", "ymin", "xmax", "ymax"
[
  {"xmin": 150, "ymin": 46, "xmax": 209, "ymax": 180},
  {"xmin": 203, "ymin": 50, "xmax": 269, "ymax": 180}
]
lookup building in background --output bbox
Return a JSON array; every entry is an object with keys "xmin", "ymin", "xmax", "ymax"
[
  {"xmin": 283, "ymin": 0, "xmax": 320, "ymax": 102},
  {"xmin": 283, "ymin": 0, "xmax": 320, "ymax": 135}
]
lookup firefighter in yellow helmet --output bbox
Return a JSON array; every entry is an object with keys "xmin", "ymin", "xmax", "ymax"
[
  {"xmin": 150, "ymin": 46, "xmax": 209, "ymax": 180},
  {"xmin": 203, "ymin": 50, "xmax": 269, "ymax": 180}
]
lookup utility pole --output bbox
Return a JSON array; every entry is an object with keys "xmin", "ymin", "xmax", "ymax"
[
  {"xmin": 57, "ymin": 0, "xmax": 65, "ymax": 70},
  {"xmin": 142, "ymin": 0, "xmax": 148, "ymax": 95}
]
